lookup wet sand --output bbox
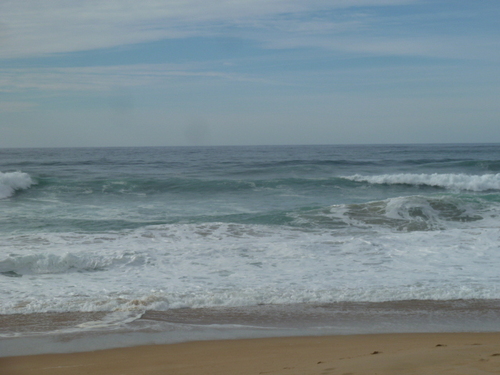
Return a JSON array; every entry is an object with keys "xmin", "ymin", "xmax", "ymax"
[{"xmin": 2, "ymin": 332, "xmax": 500, "ymax": 375}]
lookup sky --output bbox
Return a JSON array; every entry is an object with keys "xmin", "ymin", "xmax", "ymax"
[{"xmin": 0, "ymin": 0, "xmax": 499, "ymax": 147}]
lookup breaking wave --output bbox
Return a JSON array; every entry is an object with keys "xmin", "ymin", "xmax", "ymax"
[
  {"xmin": 343, "ymin": 173, "xmax": 500, "ymax": 191},
  {"xmin": 0, "ymin": 251, "xmax": 149, "ymax": 277},
  {"xmin": 335, "ymin": 195, "xmax": 484, "ymax": 232},
  {"xmin": 0, "ymin": 171, "xmax": 34, "ymax": 199}
]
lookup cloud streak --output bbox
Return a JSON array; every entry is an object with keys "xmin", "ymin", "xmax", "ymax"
[
  {"xmin": 0, "ymin": 64, "xmax": 269, "ymax": 93},
  {"xmin": 0, "ymin": 0, "xmax": 418, "ymax": 58},
  {"xmin": 0, "ymin": 101, "xmax": 37, "ymax": 113}
]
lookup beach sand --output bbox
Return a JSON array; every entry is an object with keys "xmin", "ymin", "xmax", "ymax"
[{"xmin": 2, "ymin": 332, "xmax": 500, "ymax": 375}]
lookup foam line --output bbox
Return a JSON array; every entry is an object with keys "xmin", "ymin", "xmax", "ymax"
[{"xmin": 343, "ymin": 173, "xmax": 500, "ymax": 191}]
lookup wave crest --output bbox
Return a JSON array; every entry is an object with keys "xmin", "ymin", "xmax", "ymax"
[
  {"xmin": 0, "ymin": 171, "xmax": 34, "ymax": 199},
  {"xmin": 0, "ymin": 251, "xmax": 148, "ymax": 276},
  {"xmin": 343, "ymin": 173, "xmax": 500, "ymax": 191}
]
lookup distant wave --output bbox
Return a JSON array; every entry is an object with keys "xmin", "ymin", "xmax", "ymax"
[
  {"xmin": 343, "ymin": 173, "xmax": 500, "ymax": 192},
  {"xmin": 0, "ymin": 171, "xmax": 34, "ymax": 199}
]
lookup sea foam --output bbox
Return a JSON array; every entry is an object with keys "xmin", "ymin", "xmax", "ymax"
[
  {"xmin": 2, "ymin": 221, "xmax": 500, "ymax": 315},
  {"xmin": 0, "ymin": 171, "xmax": 34, "ymax": 199},
  {"xmin": 343, "ymin": 173, "xmax": 500, "ymax": 191}
]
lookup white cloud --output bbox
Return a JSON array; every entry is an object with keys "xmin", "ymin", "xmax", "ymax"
[
  {"xmin": 0, "ymin": 101, "xmax": 37, "ymax": 112},
  {"xmin": 0, "ymin": 0, "xmax": 416, "ymax": 58},
  {"xmin": 262, "ymin": 34, "xmax": 500, "ymax": 60},
  {"xmin": 0, "ymin": 64, "xmax": 268, "ymax": 93}
]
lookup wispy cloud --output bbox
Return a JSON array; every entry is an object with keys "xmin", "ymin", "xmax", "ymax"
[
  {"xmin": 0, "ymin": 0, "xmax": 417, "ymax": 58},
  {"xmin": 0, "ymin": 101, "xmax": 37, "ymax": 112},
  {"xmin": 263, "ymin": 34, "xmax": 500, "ymax": 60},
  {"xmin": 0, "ymin": 64, "xmax": 268, "ymax": 93}
]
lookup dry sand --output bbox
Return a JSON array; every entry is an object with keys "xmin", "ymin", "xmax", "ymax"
[{"xmin": 2, "ymin": 332, "xmax": 500, "ymax": 375}]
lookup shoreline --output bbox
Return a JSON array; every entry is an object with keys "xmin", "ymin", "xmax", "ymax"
[
  {"xmin": 2, "ymin": 332, "xmax": 500, "ymax": 374},
  {"xmin": 2, "ymin": 299, "xmax": 500, "ymax": 358}
]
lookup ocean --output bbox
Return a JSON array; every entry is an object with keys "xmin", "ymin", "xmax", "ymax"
[{"xmin": 1, "ymin": 144, "xmax": 500, "ymax": 354}]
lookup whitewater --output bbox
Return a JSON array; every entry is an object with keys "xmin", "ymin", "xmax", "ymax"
[
  {"xmin": 0, "ymin": 171, "xmax": 34, "ymax": 199},
  {"xmin": 344, "ymin": 173, "xmax": 500, "ymax": 191},
  {"xmin": 1, "ymin": 144, "xmax": 500, "ymax": 345}
]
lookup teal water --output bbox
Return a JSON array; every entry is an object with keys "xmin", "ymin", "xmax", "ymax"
[
  {"xmin": 2, "ymin": 144, "xmax": 500, "ymax": 232},
  {"xmin": 1, "ymin": 144, "xmax": 500, "ymax": 324}
]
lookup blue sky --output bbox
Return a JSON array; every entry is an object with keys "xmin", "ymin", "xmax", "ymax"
[{"xmin": 1, "ymin": 0, "xmax": 499, "ymax": 147}]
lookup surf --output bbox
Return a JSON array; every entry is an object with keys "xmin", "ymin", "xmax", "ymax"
[
  {"xmin": 342, "ymin": 173, "xmax": 500, "ymax": 191},
  {"xmin": 0, "ymin": 171, "xmax": 34, "ymax": 199}
]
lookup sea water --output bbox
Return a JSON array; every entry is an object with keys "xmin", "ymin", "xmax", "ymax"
[{"xmin": 1, "ymin": 144, "xmax": 500, "ymax": 350}]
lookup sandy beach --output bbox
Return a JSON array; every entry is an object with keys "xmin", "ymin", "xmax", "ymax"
[{"xmin": 2, "ymin": 332, "xmax": 500, "ymax": 375}]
